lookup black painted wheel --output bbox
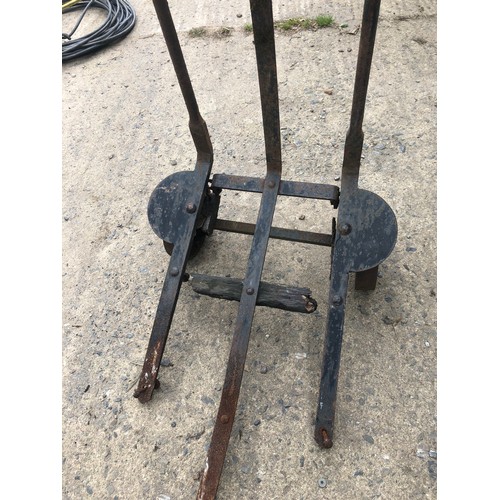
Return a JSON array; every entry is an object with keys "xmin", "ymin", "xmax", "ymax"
[
  {"xmin": 162, "ymin": 229, "xmax": 207, "ymax": 260},
  {"xmin": 162, "ymin": 240, "xmax": 174, "ymax": 255}
]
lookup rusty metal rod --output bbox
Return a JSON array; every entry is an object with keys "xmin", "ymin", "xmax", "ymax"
[
  {"xmin": 214, "ymin": 218, "xmax": 332, "ymax": 246},
  {"xmin": 134, "ymin": 1, "xmax": 214, "ymax": 403},
  {"xmin": 133, "ymin": 162, "xmax": 211, "ymax": 403},
  {"xmin": 151, "ymin": 0, "xmax": 212, "ymax": 157},
  {"xmin": 341, "ymin": 0, "xmax": 381, "ymax": 190},
  {"xmin": 197, "ymin": 1, "xmax": 281, "ymax": 497},
  {"xmin": 314, "ymin": 253, "xmax": 349, "ymax": 448},
  {"xmin": 315, "ymin": 0, "xmax": 382, "ymax": 447},
  {"xmin": 211, "ymin": 173, "xmax": 339, "ymax": 203},
  {"xmin": 198, "ymin": 173, "xmax": 281, "ymax": 499},
  {"xmin": 252, "ymin": 0, "xmax": 282, "ymax": 174}
]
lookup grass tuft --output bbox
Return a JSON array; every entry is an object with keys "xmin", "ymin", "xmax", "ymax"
[
  {"xmin": 274, "ymin": 15, "xmax": 335, "ymax": 32},
  {"xmin": 214, "ymin": 26, "xmax": 233, "ymax": 38},
  {"xmin": 316, "ymin": 14, "xmax": 333, "ymax": 28},
  {"xmin": 188, "ymin": 26, "xmax": 233, "ymax": 39},
  {"xmin": 192, "ymin": 15, "xmax": 336, "ymax": 38},
  {"xmin": 275, "ymin": 17, "xmax": 313, "ymax": 31},
  {"xmin": 188, "ymin": 27, "xmax": 207, "ymax": 38}
]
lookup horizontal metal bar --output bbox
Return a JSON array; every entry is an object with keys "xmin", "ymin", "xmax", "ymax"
[
  {"xmin": 214, "ymin": 218, "xmax": 332, "ymax": 246},
  {"xmin": 211, "ymin": 174, "xmax": 339, "ymax": 204}
]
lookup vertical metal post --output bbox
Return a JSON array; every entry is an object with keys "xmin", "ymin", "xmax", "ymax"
[
  {"xmin": 197, "ymin": 1, "xmax": 282, "ymax": 498},
  {"xmin": 151, "ymin": 0, "xmax": 213, "ymax": 158},
  {"xmin": 314, "ymin": 0, "xmax": 382, "ymax": 447},
  {"xmin": 134, "ymin": 0, "xmax": 213, "ymax": 403},
  {"xmin": 340, "ymin": 0, "xmax": 381, "ymax": 194}
]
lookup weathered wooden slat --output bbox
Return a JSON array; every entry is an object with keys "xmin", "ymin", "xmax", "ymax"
[{"xmin": 188, "ymin": 273, "xmax": 317, "ymax": 314}]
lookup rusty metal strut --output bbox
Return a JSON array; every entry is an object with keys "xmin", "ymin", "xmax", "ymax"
[
  {"xmin": 314, "ymin": 0, "xmax": 394, "ymax": 449},
  {"xmin": 133, "ymin": 0, "xmax": 213, "ymax": 404},
  {"xmin": 197, "ymin": 1, "xmax": 282, "ymax": 497}
]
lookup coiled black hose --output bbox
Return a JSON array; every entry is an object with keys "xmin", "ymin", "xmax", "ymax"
[{"xmin": 62, "ymin": 0, "xmax": 136, "ymax": 62}]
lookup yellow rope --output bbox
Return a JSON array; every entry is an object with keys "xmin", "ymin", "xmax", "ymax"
[{"xmin": 62, "ymin": 0, "xmax": 81, "ymax": 10}]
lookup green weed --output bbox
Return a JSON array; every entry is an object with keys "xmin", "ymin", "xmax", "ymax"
[
  {"xmin": 316, "ymin": 14, "xmax": 333, "ymax": 28},
  {"xmin": 188, "ymin": 27, "xmax": 207, "ymax": 38},
  {"xmin": 274, "ymin": 15, "xmax": 335, "ymax": 32}
]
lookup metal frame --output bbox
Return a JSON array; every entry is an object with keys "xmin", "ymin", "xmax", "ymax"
[{"xmin": 133, "ymin": 1, "xmax": 398, "ymax": 498}]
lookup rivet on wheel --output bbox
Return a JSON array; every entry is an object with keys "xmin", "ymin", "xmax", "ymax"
[{"xmin": 339, "ymin": 223, "xmax": 352, "ymax": 235}]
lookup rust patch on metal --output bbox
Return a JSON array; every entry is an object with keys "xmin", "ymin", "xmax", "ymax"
[{"xmin": 321, "ymin": 428, "xmax": 333, "ymax": 449}]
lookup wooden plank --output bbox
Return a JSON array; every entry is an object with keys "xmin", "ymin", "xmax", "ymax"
[{"xmin": 189, "ymin": 273, "xmax": 317, "ymax": 314}]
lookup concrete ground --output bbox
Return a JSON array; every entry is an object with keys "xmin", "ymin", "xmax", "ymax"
[{"xmin": 62, "ymin": 0, "xmax": 436, "ymax": 498}]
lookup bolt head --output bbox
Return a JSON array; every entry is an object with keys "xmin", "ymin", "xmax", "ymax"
[
  {"xmin": 186, "ymin": 203, "xmax": 197, "ymax": 213},
  {"xmin": 332, "ymin": 295, "xmax": 342, "ymax": 306},
  {"xmin": 170, "ymin": 267, "xmax": 179, "ymax": 276},
  {"xmin": 246, "ymin": 287, "xmax": 255, "ymax": 295},
  {"xmin": 339, "ymin": 223, "xmax": 352, "ymax": 235}
]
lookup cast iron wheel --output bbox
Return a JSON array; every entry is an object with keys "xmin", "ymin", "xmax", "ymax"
[{"xmin": 162, "ymin": 229, "xmax": 207, "ymax": 260}]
